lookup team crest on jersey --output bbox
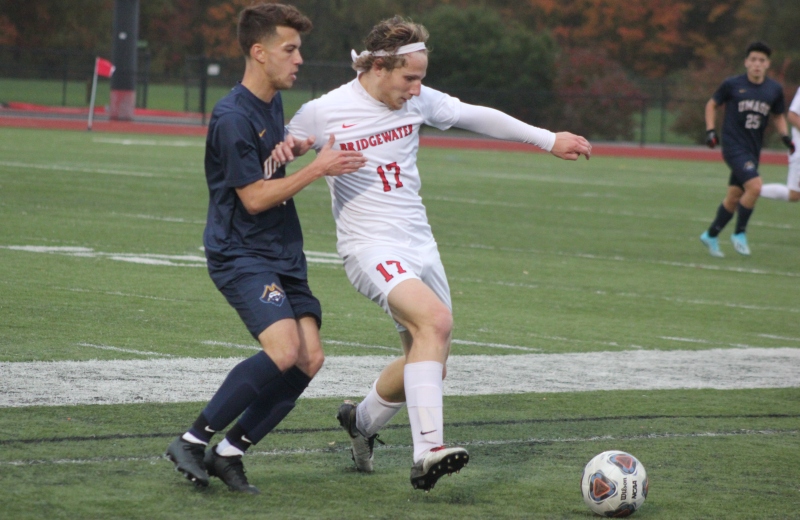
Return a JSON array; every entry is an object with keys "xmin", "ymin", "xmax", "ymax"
[
  {"xmin": 744, "ymin": 161, "xmax": 756, "ymax": 171},
  {"xmin": 260, "ymin": 284, "xmax": 286, "ymax": 306}
]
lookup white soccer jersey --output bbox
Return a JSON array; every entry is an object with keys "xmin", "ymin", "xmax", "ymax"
[
  {"xmin": 287, "ymin": 79, "xmax": 460, "ymax": 255},
  {"xmin": 790, "ymin": 87, "xmax": 800, "ymax": 154}
]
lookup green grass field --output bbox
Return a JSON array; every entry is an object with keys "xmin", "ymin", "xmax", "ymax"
[{"xmin": 1, "ymin": 127, "xmax": 799, "ymax": 519}]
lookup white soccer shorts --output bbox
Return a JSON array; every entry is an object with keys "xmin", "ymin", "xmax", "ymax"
[{"xmin": 342, "ymin": 241, "xmax": 452, "ymax": 332}]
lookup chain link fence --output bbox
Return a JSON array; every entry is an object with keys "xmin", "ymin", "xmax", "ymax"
[{"xmin": 1, "ymin": 45, "xmax": 709, "ymax": 145}]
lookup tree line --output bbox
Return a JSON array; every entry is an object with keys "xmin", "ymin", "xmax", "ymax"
[{"xmin": 1, "ymin": 0, "xmax": 798, "ymax": 142}]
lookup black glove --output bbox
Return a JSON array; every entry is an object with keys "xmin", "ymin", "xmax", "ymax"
[
  {"xmin": 705, "ymin": 129, "xmax": 719, "ymax": 149},
  {"xmin": 781, "ymin": 135, "xmax": 795, "ymax": 155}
]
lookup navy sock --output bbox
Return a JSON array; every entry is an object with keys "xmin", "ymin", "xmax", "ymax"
[
  {"xmin": 735, "ymin": 203, "xmax": 753, "ymax": 234},
  {"xmin": 708, "ymin": 203, "xmax": 734, "ymax": 238},
  {"xmin": 187, "ymin": 412, "xmax": 215, "ymax": 444},
  {"xmin": 226, "ymin": 366, "xmax": 312, "ymax": 451},
  {"xmin": 193, "ymin": 351, "xmax": 282, "ymax": 436}
]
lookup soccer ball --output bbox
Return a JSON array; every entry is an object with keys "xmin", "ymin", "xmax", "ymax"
[{"xmin": 580, "ymin": 450, "xmax": 648, "ymax": 517}]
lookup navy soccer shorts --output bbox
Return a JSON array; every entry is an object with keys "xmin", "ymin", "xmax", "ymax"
[
  {"xmin": 219, "ymin": 272, "xmax": 322, "ymax": 339},
  {"xmin": 724, "ymin": 153, "xmax": 760, "ymax": 188}
]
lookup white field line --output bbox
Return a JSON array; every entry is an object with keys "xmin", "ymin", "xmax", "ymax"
[
  {"xmin": 0, "ymin": 246, "xmax": 341, "ymax": 267},
  {"xmin": 6, "ymin": 245, "xmax": 796, "ymax": 314},
  {"xmin": 116, "ymin": 213, "xmax": 205, "ymax": 225},
  {"xmin": 77, "ymin": 343, "xmax": 174, "ymax": 358},
  {"xmin": 2, "ymin": 348, "xmax": 799, "ymax": 408},
  {"xmin": 455, "ymin": 276, "xmax": 800, "ymax": 315},
  {"xmin": 0, "ymin": 160, "xmax": 158, "ymax": 178},
  {"xmin": 7, "ymin": 243, "xmax": 800, "ymax": 284},
  {"xmin": 92, "ymin": 137, "xmax": 203, "ymax": 147},
  {"xmin": 203, "ymin": 339, "xmax": 534, "ymax": 353},
  {"xmin": 59, "ymin": 287, "xmax": 188, "ymax": 303},
  {"xmin": 445, "ymin": 243, "xmax": 800, "ymax": 280},
  {"xmin": 451, "ymin": 339, "xmax": 540, "ymax": 352},
  {"xmin": 2, "ymin": 428, "xmax": 794, "ymax": 467},
  {"xmin": 428, "ymin": 196, "xmax": 795, "ymax": 230},
  {"xmin": 758, "ymin": 334, "xmax": 800, "ymax": 342}
]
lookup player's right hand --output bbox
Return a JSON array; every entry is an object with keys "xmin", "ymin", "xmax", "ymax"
[
  {"xmin": 705, "ymin": 129, "xmax": 719, "ymax": 149},
  {"xmin": 781, "ymin": 135, "xmax": 795, "ymax": 155},
  {"xmin": 271, "ymin": 134, "xmax": 315, "ymax": 165},
  {"xmin": 315, "ymin": 134, "xmax": 367, "ymax": 176}
]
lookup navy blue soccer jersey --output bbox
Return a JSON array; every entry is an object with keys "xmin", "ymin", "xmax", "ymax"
[
  {"xmin": 203, "ymin": 83, "xmax": 307, "ymax": 287},
  {"xmin": 713, "ymin": 74, "xmax": 786, "ymax": 159}
]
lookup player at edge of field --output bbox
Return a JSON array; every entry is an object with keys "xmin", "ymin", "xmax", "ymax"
[
  {"xmin": 165, "ymin": 3, "xmax": 365, "ymax": 493},
  {"xmin": 761, "ymin": 86, "xmax": 800, "ymax": 202},
  {"xmin": 700, "ymin": 41, "xmax": 793, "ymax": 257},
  {"xmin": 271, "ymin": 16, "xmax": 592, "ymax": 491}
]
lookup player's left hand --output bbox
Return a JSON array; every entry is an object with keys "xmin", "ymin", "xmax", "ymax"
[
  {"xmin": 782, "ymin": 135, "xmax": 796, "ymax": 155},
  {"xmin": 551, "ymin": 132, "xmax": 592, "ymax": 161},
  {"xmin": 272, "ymin": 134, "xmax": 317, "ymax": 165}
]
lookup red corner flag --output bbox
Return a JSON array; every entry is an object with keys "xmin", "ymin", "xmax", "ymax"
[
  {"xmin": 88, "ymin": 57, "xmax": 115, "ymax": 130},
  {"xmin": 96, "ymin": 57, "xmax": 115, "ymax": 78}
]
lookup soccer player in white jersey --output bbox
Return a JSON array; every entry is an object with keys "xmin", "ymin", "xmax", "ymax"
[
  {"xmin": 761, "ymin": 86, "xmax": 800, "ymax": 202},
  {"xmin": 273, "ymin": 16, "xmax": 592, "ymax": 491}
]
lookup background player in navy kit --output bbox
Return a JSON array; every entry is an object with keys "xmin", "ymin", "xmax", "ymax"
[
  {"xmin": 165, "ymin": 3, "xmax": 365, "ymax": 494},
  {"xmin": 700, "ymin": 41, "xmax": 793, "ymax": 257}
]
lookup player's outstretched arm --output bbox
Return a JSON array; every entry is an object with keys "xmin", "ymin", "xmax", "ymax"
[
  {"xmin": 550, "ymin": 132, "xmax": 592, "ymax": 161},
  {"xmin": 452, "ymin": 102, "xmax": 589, "ymax": 160},
  {"xmin": 237, "ymin": 135, "xmax": 365, "ymax": 214}
]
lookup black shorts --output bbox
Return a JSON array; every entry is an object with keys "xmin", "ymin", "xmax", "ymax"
[
  {"xmin": 219, "ymin": 271, "xmax": 322, "ymax": 339},
  {"xmin": 724, "ymin": 153, "xmax": 760, "ymax": 188}
]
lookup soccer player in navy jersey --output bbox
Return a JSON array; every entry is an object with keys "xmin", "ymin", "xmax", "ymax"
[
  {"xmin": 700, "ymin": 41, "xmax": 793, "ymax": 257},
  {"xmin": 165, "ymin": 3, "xmax": 365, "ymax": 494}
]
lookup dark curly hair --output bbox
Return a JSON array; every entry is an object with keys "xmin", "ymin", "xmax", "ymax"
[{"xmin": 238, "ymin": 3, "xmax": 312, "ymax": 57}]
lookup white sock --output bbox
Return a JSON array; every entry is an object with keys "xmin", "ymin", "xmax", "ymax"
[
  {"xmin": 215, "ymin": 438, "xmax": 244, "ymax": 457},
  {"xmin": 181, "ymin": 432, "xmax": 207, "ymax": 446},
  {"xmin": 761, "ymin": 183, "xmax": 790, "ymax": 201},
  {"xmin": 404, "ymin": 361, "xmax": 444, "ymax": 463},
  {"xmin": 356, "ymin": 380, "xmax": 405, "ymax": 437}
]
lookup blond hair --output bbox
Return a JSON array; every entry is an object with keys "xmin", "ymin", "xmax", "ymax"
[{"xmin": 352, "ymin": 16, "xmax": 429, "ymax": 73}]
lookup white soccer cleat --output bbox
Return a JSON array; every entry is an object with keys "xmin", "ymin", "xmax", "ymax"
[{"xmin": 410, "ymin": 446, "xmax": 469, "ymax": 491}]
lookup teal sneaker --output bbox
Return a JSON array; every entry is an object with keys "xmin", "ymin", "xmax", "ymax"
[
  {"xmin": 700, "ymin": 231, "xmax": 724, "ymax": 257},
  {"xmin": 730, "ymin": 232, "xmax": 750, "ymax": 256}
]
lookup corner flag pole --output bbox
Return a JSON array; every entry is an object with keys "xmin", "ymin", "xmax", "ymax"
[
  {"xmin": 88, "ymin": 57, "xmax": 115, "ymax": 131},
  {"xmin": 88, "ymin": 58, "xmax": 100, "ymax": 131}
]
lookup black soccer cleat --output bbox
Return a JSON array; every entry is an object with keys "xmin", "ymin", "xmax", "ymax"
[
  {"xmin": 204, "ymin": 446, "xmax": 260, "ymax": 494},
  {"xmin": 336, "ymin": 400, "xmax": 383, "ymax": 473},
  {"xmin": 165, "ymin": 436, "xmax": 209, "ymax": 487},
  {"xmin": 410, "ymin": 446, "xmax": 469, "ymax": 491}
]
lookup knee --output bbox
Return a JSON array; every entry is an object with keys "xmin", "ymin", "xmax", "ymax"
[
  {"xmin": 426, "ymin": 305, "xmax": 453, "ymax": 344},
  {"xmin": 260, "ymin": 337, "xmax": 302, "ymax": 371},
  {"xmin": 299, "ymin": 349, "xmax": 325, "ymax": 378}
]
